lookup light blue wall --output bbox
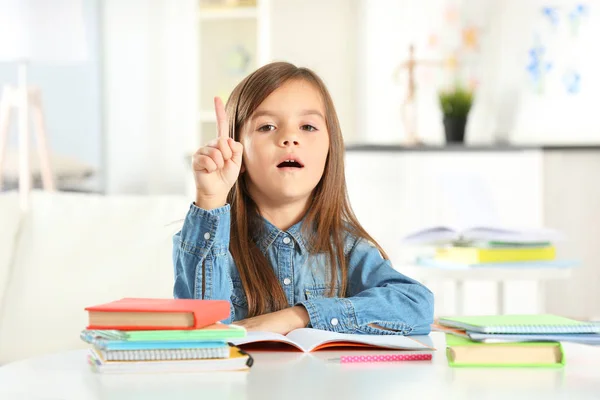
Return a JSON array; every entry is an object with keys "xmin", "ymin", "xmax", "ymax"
[{"xmin": 0, "ymin": 0, "xmax": 102, "ymax": 189}]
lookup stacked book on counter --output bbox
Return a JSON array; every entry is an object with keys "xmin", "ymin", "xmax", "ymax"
[
  {"xmin": 434, "ymin": 314, "xmax": 600, "ymax": 367},
  {"xmin": 81, "ymin": 298, "xmax": 251, "ymax": 373},
  {"xmin": 403, "ymin": 224, "xmax": 576, "ymax": 269}
]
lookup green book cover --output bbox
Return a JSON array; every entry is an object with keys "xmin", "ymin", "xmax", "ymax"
[
  {"xmin": 445, "ymin": 334, "xmax": 565, "ymax": 368},
  {"xmin": 83, "ymin": 324, "xmax": 246, "ymax": 342},
  {"xmin": 438, "ymin": 314, "xmax": 600, "ymax": 334}
]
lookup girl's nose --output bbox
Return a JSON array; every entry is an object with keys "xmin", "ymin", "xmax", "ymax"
[
  {"xmin": 281, "ymin": 138, "xmax": 299, "ymax": 146},
  {"xmin": 279, "ymin": 131, "xmax": 300, "ymax": 147}
]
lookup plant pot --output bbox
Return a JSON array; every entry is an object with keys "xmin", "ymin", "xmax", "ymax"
[{"xmin": 443, "ymin": 115, "xmax": 467, "ymax": 143}]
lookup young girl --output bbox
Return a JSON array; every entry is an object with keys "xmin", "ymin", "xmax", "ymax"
[{"xmin": 173, "ymin": 61, "xmax": 433, "ymax": 336}]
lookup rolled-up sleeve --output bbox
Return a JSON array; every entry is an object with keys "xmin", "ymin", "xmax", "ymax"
[
  {"xmin": 299, "ymin": 239, "xmax": 434, "ymax": 335},
  {"xmin": 172, "ymin": 203, "xmax": 235, "ymax": 322}
]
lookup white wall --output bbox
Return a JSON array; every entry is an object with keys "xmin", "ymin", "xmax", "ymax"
[
  {"xmin": 357, "ymin": 0, "xmax": 447, "ymax": 145},
  {"xmin": 0, "ymin": 0, "xmax": 102, "ymax": 189},
  {"xmin": 101, "ymin": 0, "xmax": 600, "ymax": 196},
  {"xmin": 103, "ymin": 0, "xmax": 359, "ymax": 195},
  {"xmin": 102, "ymin": 0, "xmax": 197, "ymax": 195},
  {"xmin": 269, "ymin": 0, "xmax": 358, "ymax": 142},
  {"xmin": 543, "ymin": 151, "xmax": 600, "ymax": 319},
  {"xmin": 357, "ymin": 0, "xmax": 600, "ymax": 145},
  {"xmin": 345, "ymin": 150, "xmax": 547, "ymax": 316},
  {"xmin": 508, "ymin": 0, "xmax": 600, "ymax": 144}
]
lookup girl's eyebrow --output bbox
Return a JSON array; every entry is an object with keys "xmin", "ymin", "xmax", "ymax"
[
  {"xmin": 299, "ymin": 109, "xmax": 325, "ymax": 120},
  {"xmin": 251, "ymin": 110, "xmax": 276, "ymax": 120},
  {"xmin": 251, "ymin": 109, "xmax": 325, "ymax": 120}
]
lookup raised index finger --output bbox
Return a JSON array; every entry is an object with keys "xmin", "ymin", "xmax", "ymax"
[{"xmin": 214, "ymin": 96, "xmax": 229, "ymax": 139}]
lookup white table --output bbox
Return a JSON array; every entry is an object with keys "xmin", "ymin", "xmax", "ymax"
[
  {"xmin": 400, "ymin": 265, "xmax": 573, "ymax": 315},
  {"xmin": 1, "ymin": 333, "xmax": 599, "ymax": 400}
]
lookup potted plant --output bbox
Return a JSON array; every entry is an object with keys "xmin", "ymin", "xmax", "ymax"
[{"xmin": 438, "ymin": 84, "xmax": 473, "ymax": 143}]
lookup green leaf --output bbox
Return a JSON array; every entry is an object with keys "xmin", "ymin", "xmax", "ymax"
[{"xmin": 439, "ymin": 85, "xmax": 474, "ymax": 118}]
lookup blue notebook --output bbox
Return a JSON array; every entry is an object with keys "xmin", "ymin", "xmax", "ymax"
[
  {"xmin": 467, "ymin": 332, "xmax": 600, "ymax": 345},
  {"xmin": 81, "ymin": 330, "xmax": 228, "ymax": 351},
  {"xmin": 438, "ymin": 314, "xmax": 600, "ymax": 334}
]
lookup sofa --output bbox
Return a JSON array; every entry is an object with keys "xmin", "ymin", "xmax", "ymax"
[{"xmin": 0, "ymin": 190, "xmax": 191, "ymax": 364}]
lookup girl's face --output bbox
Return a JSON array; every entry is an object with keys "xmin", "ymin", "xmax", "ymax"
[{"xmin": 240, "ymin": 79, "xmax": 330, "ymax": 207}]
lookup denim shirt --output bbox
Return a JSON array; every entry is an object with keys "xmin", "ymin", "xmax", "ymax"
[{"xmin": 173, "ymin": 203, "xmax": 434, "ymax": 335}]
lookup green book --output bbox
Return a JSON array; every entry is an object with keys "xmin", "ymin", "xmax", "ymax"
[
  {"xmin": 438, "ymin": 314, "xmax": 600, "ymax": 334},
  {"xmin": 82, "ymin": 324, "xmax": 246, "ymax": 342},
  {"xmin": 446, "ymin": 334, "xmax": 565, "ymax": 368}
]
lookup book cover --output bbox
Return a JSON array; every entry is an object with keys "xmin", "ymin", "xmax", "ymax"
[
  {"xmin": 432, "ymin": 322, "xmax": 600, "ymax": 345},
  {"xmin": 402, "ymin": 225, "xmax": 564, "ymax": 245},
  {"xmin": 88, "ymin": 345, "xmax": 253, "ymax": 373},
  {"xmin": 85, "ymin": 298, "xmax": 230, "ymax": 330},
  {"xmin": 445, "ymin": 334, "xmax": 565, "ymax": 368},
  {"xmin": 230, "ymin": 328, "xmax": 436, "ymax": 352},
  {"xmin": 81, "ymin": 323, "xmax": 246, "ymax": 343},
  {"xmin": 438, "ymin": 314, "xmax": 600, "ymax": 334},
  {"xmin": 415, "ymin": 256, "xmax": 577, "ymax": 269},
  {"xmin": 435, "ymin": 246, "xmax": 556, "ymax": 264},
  {"xmin": 467, "ymin": 332, "xmax": 600, "ymax": 345},
  {"xmin": 96, "ymin": 345, "xmax": 231, "ymax": 362}
]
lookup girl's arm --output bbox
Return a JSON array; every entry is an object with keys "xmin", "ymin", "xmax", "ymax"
[
  {"xmin": 172, "ymin": 203, "xmax": 235, "ymax": 323},
  {"xmin": 299, "ymin": 239, "xmax": 434, "ymax": 335}
]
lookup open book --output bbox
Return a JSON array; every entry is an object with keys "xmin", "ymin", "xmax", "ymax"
[
  {"xmin": 401, "ymin": 225, "xmax": 564, "ymax": 246},
  {"xmin": 229, "ymin": 328, "xmax": 435, "ymax": 352}
]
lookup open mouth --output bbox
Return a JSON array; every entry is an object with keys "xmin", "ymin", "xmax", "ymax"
[{"xmin": 277, "ymin": 159, "xmax": 304, "ymax": 168}]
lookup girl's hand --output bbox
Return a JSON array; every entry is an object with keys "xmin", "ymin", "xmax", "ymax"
[
  {"xmin": 192, "ymin": 97, "xmax": 244, "ymax": 210},
  {"xmin": 235, "ymin": 306, "xmax": 310, "ymax": 335}
]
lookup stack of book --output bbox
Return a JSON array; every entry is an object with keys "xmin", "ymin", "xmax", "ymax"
[
  {"xmin": 419, "ymin": 241, "xmax": 571, "ymax": 269},
  {"xmin": 81, "ymin": 298, "xmax": 252, "ymax": 373},
  {"xmin": 434, "ymin": 314, "xmax": 600, "ymax": 367},
  {"xmin": 403, "ymin": 224, "xmax": 575, "ymax": 268}
]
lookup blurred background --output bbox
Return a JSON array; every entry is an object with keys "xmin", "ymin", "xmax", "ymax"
[
  {"xmin": 2, "ymin": 0, "xmax": 598, "ymax": 195},
  {"xmin": 0, "ymin": 0, "xmax": 599, "ymax": 363}
]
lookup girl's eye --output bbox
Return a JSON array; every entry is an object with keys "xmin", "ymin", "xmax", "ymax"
[
  {"xmin": 301, "ymin": 125, "xmax": 317, "ymax": 132},
  {"xmin": 258, "ymin": 124, "xmax": 276, "ymax": 132}
]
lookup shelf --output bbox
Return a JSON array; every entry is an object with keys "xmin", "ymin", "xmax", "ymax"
[
  {"xmin": 198, "ymin": 110, "xmax": 217, "ymax": 123},
  {"xmin": 199, "ymin": 7, "xmax": 258, "ymax": 21}
]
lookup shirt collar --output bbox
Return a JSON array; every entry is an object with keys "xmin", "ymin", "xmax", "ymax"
[{"xmin": 254, "ymin": 215, "xmax": 308, "ymax": 254}]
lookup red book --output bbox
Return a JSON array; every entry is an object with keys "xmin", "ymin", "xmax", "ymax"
[{"xmin": 85, "ymin": 298, "xmax": 230, "ymax": 330}]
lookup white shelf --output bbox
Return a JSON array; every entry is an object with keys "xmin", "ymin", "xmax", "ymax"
[
  {"xmin": 199, "ymin": 7, "xmax": 258, "ymax": 21},
  {"xmin": 198, "ymin": 110, "xmax": 217, "ymax": 123}
]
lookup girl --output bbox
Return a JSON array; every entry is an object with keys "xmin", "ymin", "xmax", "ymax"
[{"xmin": 173, "ymin": 62, "xmax": 433, "ymax": 336}]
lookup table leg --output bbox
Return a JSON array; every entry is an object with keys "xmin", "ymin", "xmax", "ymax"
[
  {"xmin": 537, "ymin": 281, "xmax": 545, "ymax": 314},
  {"xmin": 455, "ymin": 280, "xmax": 464, "ymax": 315},
  {"xmin": 497, "ymin": 281, "xmax": 505, "ymax": 314}
]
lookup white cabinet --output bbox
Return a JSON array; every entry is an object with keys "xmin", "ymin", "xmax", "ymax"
[
  {"xmin": 345, "ymin": 147, "xmax": 600, "ymax": 319},
  {"xmin": 196, "ymin": 0, "xmax": 271, "ymax": 147}
]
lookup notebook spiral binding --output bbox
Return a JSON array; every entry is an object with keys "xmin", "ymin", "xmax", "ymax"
[
  {"xmin": 487, "ymin": 324, "xmax": 600, "ymax": 334},
  {"xmin": 99, "ymin": 346, "xmax": 230, "ymax": 362}
]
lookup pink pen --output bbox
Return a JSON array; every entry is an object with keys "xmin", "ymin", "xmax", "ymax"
[{"xmin": 335, "ymin": 353, "xmax": 433, "ymax": 363}]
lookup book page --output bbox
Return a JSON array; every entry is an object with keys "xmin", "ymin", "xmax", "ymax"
[
  {"xmin": 463, "ymin": 227, "xmax": 564, "ymax": 243},
  {"xmin": 229, "ymin": 331, "xmax": 304, "ymax": 351},
  {"xmin": 285, "ymin": 328, "xmax": 435, "ymax": 352},
  {"xmin": 402, "ymin": 227, "xmax": 459, "ymax": 245}
]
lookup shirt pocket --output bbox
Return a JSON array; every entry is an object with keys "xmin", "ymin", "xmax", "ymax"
[
  {"xmin": 303, "ymin": 284, "xmax": 339, "ymax": 301},
  {"xmin": 230, "ymin": 278, "xmax": 248, "ymax": 308}
]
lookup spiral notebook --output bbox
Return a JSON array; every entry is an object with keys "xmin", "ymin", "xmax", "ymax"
[
  {"xmin": 96, "ymin": 346, "xmax": 230, "ymax": 362},
  {"xmin": 438, "ymin": 314, "xmax": 600, "ymax": 334},
  {"xmin": 88, "ymin": 346, "xmax": 252, "ymax": 373}
]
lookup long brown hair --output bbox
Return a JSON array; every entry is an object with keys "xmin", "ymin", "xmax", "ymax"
[{"xmin": 225, "ymin": 62, "xmax": 388, "ymax": 317}]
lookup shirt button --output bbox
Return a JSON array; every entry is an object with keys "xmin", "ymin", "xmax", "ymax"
[
  {"xmin": 330, "ymin": 318, "xmax": 339, "ymax": 326},
  {"xmin": 282, "ymin": 236, "xmax": 291, "ymax": 244},
  {"xmin": 204, "ymin": 232, "xmax": 211, "ymax": 240},
  {"xmin": 283, "ymin": 278, "xmax": 291, "ymax": 285}
]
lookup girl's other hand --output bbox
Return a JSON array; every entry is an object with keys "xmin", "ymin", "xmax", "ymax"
[{"xmin": 235, "ymin": 306, "xmax": 310, "ymax": 335}]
